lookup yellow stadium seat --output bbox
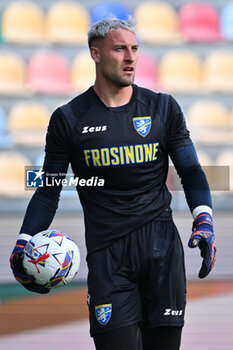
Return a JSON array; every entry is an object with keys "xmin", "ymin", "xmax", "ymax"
[
  {"xmin": 186, "ymin": 100, "xmax": 232, "ymax": 145},
  {"xmin": 187, "ymin": 100, "xmax": 229, "ymax": 127},
  {"xmin": 2, "ymin": 2, "xmax": 44, "ymax": 44},
  {"xmin": 0, "ymin": 51, "xmax": 26, "ymax": 94},
  {"xmin": 203, "ymin": 50, "xmax": 233, "ymax": 92},
  {"xmin": 0, "ymin": 152, "xmax": 31, "ymax": 197},
  {"xmin": 134, "ymin": 1, "xmax": 180, "ymax": 44},
  {"xmin": 8, "ymin": 102, "xmax": 50, "ymax": 147},
  {"xmin": 187, "ymin": 100, "xmax": 231, "ymax": 144},
  {"xmin": 159, "ymin": 50, "xmax": 202, "ymax": 92},
  {"xmin": 70, "ymin": 51, "xmax": 95, "ymax": 92},
  {"xmin": 45, "ymin": 2, "xmax": 90, "ymax": 45}
]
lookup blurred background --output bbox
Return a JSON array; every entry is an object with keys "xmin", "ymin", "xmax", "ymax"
[{"xmin": 0, "ymin": 0, "xmax": 233, "ymax": 349}]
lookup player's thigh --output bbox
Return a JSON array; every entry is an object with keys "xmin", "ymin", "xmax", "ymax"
[
  {"xmin": 87, "ymin": 241, "xmax": 141, "ymax": 337},
  {"xmin": 141, "ymin": 326, "xmax": 183, "ymax": 350},
  {"xmin": 93, "ymin": 324, "xmax": 140, "ymax": 350},
  {"xmin": 142, "ymin": 220, "xmax": 186, "ymax": 328}
]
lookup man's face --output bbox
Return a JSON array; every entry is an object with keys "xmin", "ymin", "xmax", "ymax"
[{"xmin": 93, "ymin": 29, "xmax": 139, "ymax": 88}]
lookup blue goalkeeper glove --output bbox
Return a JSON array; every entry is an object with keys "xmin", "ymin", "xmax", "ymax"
[
  {"xmin": 188, "ymin": 212, "xmax": 216, "ymax": 279},
  {"xmin": 10, "ymin": 234, "xmax": 50, "ymax": 294}
]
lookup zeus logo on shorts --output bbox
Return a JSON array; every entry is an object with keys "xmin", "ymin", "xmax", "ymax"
[
  {"xmin": 95, "ymin": 304, "xmax": 112, "ymax": 325},
  {"xmin": 163, "ymin": 309, "xmax": 183, "ymax": 316}
]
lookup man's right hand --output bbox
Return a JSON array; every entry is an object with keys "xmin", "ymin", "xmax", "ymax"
[{"xmin": 10, "ymin": 234, "xmax": 50, "ymax": 294}]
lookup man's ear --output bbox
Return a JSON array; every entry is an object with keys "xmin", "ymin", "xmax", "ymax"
[{"xmin": 90, "ymin": 47, "xmax": 100, "ymax": 63}]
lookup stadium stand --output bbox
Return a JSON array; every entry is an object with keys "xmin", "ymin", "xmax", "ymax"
[
  {"xmin": 0, "ymin": 7, "xmax": 233, "ymax": 350},
  {"xmin": 8, "ymin": 102, "xmax": 50, "ymax": 147},
  {"xmin": 27, "ymin": 51, "xmax": 71, "ymax": 94},
  {"xmin": 45, "ymin": 1, "xmax": 90, "ymax": 45},
  {"xmin": 70, "ymin": 51, "xmax": 96, "ymax": 93},
  {"xmin": 0, "ymin": 51, "xmax": 26, "ymax": 94},
  {"xmin": 196, "ymin": 150, "xmax": 213, "ymax": 165},
  {"xmin": 91, "ymin": 2, "xmax": 131, "ymax": 24},
  {"xmin": 134, "ymin": 53, "xmax": 158, "ymax": 91},
  {"xmin": 1, "ymin": 2, "xmax": 44, "ymax": 44},
  {"xmin": 187, "ymin": 100, "xmax": 229, "ymax": 127},
  {"xmin": 0, "ymin": 106, "xmax": 11, "ymax": 148},
  {"xmin": 227, "ymin": 106, "xmax": 233, "ymax": 142},
  {"xmin": 159, "ymin": 50, "xmax": 202, "ymax": 92},
  {"xmin": 0, "ymin": 107, "xmax": 6, "ymax": 135},
  {"xmin": 186, "ymin": 99, "xmax": 230, "ymax": 144},
  {"xmin": 196, "ymin": 149, "xmax": 227, "ymax": 193},
  {"xmin": 0, "ymin": 0, "xmax": 232, "ymax": 204},
  {"xmin": 134, "ymin": 1, "xmax": 180, "ymax": 44},
  {"xmin": 230, "ymin": 106, "xmax": 233, "ymax": 124},
  {"xmin": 216, "ymin": 150, "xmax": 233, "ymax": 192},
  {"xmin": 178, "ymin": 2, "xmax": 222, "ymax": 42},
  {"xmin": 0, "ymin": 152, "xmax": 31, "ymax": 197},
  {"xmin": 203, "ymin": 50, "xmax": 233, "ymax": 92},
  {"xmin": 220, "ymin": 1, "xmax": 233, "ymax": 41},
  {"xmin": 0, "ymin": 19, "xmax": 3, "ymax": 43}
]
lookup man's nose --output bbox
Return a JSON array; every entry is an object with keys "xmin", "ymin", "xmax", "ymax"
[{"xmin": 124, "ymin": 49, "xmax": 135, "ymax": 62}]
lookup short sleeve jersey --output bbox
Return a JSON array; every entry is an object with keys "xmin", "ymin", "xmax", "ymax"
[{"xmin": 45, "ymin": 85, "xmax": 192, "ymax": 253}]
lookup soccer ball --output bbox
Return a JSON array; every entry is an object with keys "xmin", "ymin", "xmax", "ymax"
[{"xmin": 22, "ymin": 230, "xmax": 81, "ymax": 289}]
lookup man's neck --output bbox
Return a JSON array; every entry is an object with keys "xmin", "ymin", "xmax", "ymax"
[{"xmin": 93, "ymin": 82, "xmax": 133, "ymax": 108}]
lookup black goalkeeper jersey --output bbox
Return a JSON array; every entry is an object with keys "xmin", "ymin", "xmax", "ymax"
[{"xmin": 43, "ymin": 85, "xmax": 192, "ymax": 253}]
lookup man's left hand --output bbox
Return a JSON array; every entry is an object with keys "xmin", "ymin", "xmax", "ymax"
[{"xmin": 188, "ymin": 212, "xmax": 216, "ymax": 279}]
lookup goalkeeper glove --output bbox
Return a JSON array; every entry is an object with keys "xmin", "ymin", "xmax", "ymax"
[
  {"xmin": 188, "ymin": 212, "xmax": 216, "ymax": 279},
  {"xmin": 10, "ymin": 234, "xmax": 50, "ymax": 294}
]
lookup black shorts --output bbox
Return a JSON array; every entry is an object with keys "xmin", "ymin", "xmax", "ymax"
[{"xmin": 87, "ymin": 217, "xmax": 186, "ymax": 336}]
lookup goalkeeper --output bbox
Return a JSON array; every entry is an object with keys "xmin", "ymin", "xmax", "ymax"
[{"xmin": 10, "ymin": 16, "xmax": 216, "ymax": 350}]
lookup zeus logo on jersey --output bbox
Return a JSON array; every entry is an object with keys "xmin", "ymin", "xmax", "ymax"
[
  {"xmin": 84, "ymin": 142, "xmax": 159, "ymax": 167},
  {"xmin": 133, "ymin": 116, "xmax": 151, "ymax": 137},
  {"xmin": 82, "ymin": 125, "xmax": 107, "ymax": 133}
]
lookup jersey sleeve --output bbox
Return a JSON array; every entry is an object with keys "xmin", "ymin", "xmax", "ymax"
[
  {"xmin": 169, "ymin": 144, "xmax": 212, "ymax": 212},
  {"xmin": 167, "ymin": 96, "xmax": 192, "ymax": 152},
  {"xmin": 20, "ymin": 108, "xmax": 72, "ymax": 235},
  {"xmin": 45, "ymin": 107, "xmax": 73, "ymax": 164},
  {"xmin": 166, "ymin": 96, "xmax": 212, "ymax": 213}
]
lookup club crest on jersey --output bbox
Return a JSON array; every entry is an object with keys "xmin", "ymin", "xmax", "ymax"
[
  {"xmin": 95, "ymin": 304, "xmax": 112, "ymax": 325},
  {"xmin": 133, "ymin": 116, "xmax": 151, "ymax": 137}
]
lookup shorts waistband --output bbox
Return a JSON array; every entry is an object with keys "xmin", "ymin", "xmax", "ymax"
[{"xmin": 153, "ymin": 207, "xmax": 173, "ymax": 221}]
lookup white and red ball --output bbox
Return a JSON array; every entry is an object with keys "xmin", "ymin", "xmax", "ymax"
[{"xmin": 22, "ymin": 230, "xmax": 80, "ymax": 289}]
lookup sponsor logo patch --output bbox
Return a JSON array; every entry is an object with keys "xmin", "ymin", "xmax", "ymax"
[
  {"xmin": 95, "ymin": 304, "xmax": 112, "ymax": 325},
  {"xmin": 133, "ymin": 116, "xmax": 151, "ymax": 137},
  {"xmin": 82, "ymin": 125, "xmax": 107, "ymax": 133},
  {"xmin": 163, "ymin": 308, "xmax": 183, "ymax": 316}
]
